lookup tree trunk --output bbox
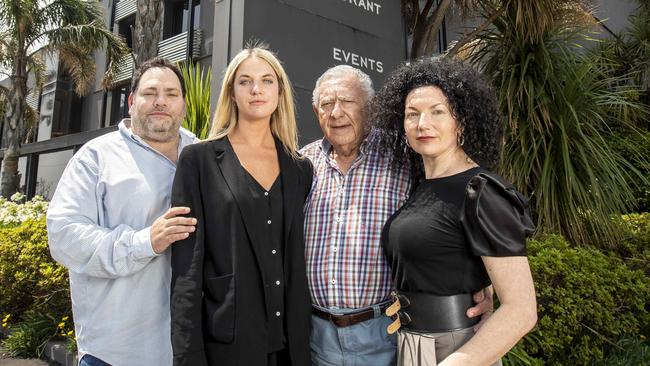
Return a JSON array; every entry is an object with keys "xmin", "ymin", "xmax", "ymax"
[
  {"xmin": 1, "ymin": 16, "xmax": 28, "ymax": 198},
  {"xmin": 134, "ymin": 0, "xmax": 164, "ymax": 67},
  {"xmin": 410, "ymin": 0, "xmax": 453, "ymax": 59},
  {"xmin": 1, "ymin": 75, "xmax": 26, "ymax": 198}
]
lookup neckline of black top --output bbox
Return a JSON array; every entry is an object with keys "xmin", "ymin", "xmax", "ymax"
[{"xmin": 423, "ymin": 166, "xmax": 483, "ymax": 182}]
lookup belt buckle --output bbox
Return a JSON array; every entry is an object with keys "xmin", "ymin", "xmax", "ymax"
[{"xmin": 386, "ymin": 291, "xmax": 413, "ymax": 334}]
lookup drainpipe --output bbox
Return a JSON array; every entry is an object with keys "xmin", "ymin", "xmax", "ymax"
[{"xmin": 186, "ymin": 0, "xmax": 196, "ymax": 63}]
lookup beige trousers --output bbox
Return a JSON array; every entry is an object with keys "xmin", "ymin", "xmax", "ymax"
[{"xmin": 396, "ymin": 327, "xmax": 503, "ymax": 366}]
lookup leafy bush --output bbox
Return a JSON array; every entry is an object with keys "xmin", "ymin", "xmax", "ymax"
[
  {"xmin": 0, "ymin": 196, "xmax": 72, "ymax": 357},
  {"xmin": 0, "ymin": 193, "xmax": 48, "ymax": 227},
  {"xmin": 610, "ymin": 212, "xmax": 650, "ymax": 275},
  {"xmin": 520, "ymin": 234, "xmax": 650, "ymax": 365},
  {"xmin": 0, "ymin": 217, "xmax": 69, "ymax": 321},
  {"xmin": 608, "ymin": 131, "xmax": 650, "ymax": 212},
  {"xmin": 594, "ymin": 336, "xmax": 650, "ymax": 366},
  {"xmin": 1, "ymin": 309, "xmax": 58, "ymax": 358}
]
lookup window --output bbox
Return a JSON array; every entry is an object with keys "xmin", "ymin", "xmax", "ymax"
[
  {"xmin": 110, "ymin": 85, "xmax": 130, "ymax": 126},
  {"xmin": 118, "ymin": 14, "xmax": 135, "ymax": 49},
  {"xmin": 51, "ymin": 67, "xmax": 83, "ymax": 138},
  {"xmin": 164, "ymin": 0, "xmax": 200, "ymax": 39}
]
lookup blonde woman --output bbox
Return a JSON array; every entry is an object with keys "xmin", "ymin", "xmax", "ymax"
[{"xmin": 170, "ymin": 45, "xmax": 313, "ymax": 366}]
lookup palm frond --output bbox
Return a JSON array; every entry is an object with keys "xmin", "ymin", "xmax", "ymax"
[
  {"xmin": 180, "ymin": 62, "xmax": 211, "ymax": 140},
  {"xmin": 469, "ymin": 0, "xmax": 650, "ymax": 246},
  {"xmin": 34, "ymin": 21, "xmax": 129, "ymax": 92},
  {"xmin": 25, "ymin": 55, "xmax": 47, "ymax": 97}
]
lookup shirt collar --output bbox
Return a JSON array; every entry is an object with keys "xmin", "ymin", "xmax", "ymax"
[{"xmin": 318, "ymin": 128, "xmax": 379, "ymax": 159}]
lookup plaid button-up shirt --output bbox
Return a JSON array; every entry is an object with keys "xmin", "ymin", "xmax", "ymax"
[{"xmin": 301, "ymin": 131, "xmax": 411, "ymax": 309}]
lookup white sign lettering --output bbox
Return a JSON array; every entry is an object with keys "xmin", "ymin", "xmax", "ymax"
[
  {"xmin": 342, "ymin": 0, "xmax": 382, "ymax": 16},
  {"xmin": 333, "ymin": 47, "xmax": 384, "ymax": 73}
]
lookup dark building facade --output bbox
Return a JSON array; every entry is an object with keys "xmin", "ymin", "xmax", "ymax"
[{"xmin": 1, "ymin": 0, "xmax": 635, "ymax": 199}]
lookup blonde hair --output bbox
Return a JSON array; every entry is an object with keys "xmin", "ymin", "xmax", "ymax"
[{"xmin": 209, "ymin": 45, "xmax": 300, "ymax": 158}]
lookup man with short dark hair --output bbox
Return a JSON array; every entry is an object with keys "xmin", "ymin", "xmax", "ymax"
[{"xmin": 47, "ymin": 57, "xmax": 197, "ymax": 366}]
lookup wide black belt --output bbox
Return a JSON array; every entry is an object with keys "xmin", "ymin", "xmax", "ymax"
[{"xmin": 386, "ymin": 291, "xmax": 479, "ymax": 333}]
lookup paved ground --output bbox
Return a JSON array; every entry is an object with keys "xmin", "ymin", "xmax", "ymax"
[{"xmin": 0, "ymin": 346, "xmax": 49, "ymax": 366}]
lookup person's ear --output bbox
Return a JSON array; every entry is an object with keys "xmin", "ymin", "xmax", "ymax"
[{"xmin": 127, "ymin": 93, "xmax": 134, "ymax": 116}]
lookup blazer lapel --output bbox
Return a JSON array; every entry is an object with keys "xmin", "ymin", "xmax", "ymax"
[
  {"xmin": 213, "ymin": 138, "xmax": 268, "ymax": 282},
  {"xmin": 276, "ymin": 138, "xmax": 299, "ymax": 250}
]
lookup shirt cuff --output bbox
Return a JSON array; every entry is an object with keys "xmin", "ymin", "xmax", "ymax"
[{"xmin": 132, "ymin": 226, "xmax": 159, "ymax": 259}]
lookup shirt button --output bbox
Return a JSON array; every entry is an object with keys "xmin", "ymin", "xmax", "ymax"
[
  {"xmin": 330, "ymin": 279, "xmax": 336, "ymax": 285},
  {"xmin": 275, "ymin": 280, "xmax": 281, "ymax": 286},
  {"xmin": 332, "ymin": 246, "xmax": 338, "ymax": 253},
  {"xmin": 271, "ymin": 249, "xmax": 277, "ymax": 254},
  {"xmin": 267, "ymin": 220, "xmax": 272, "ymax": 224},
  {"xmin": 264, "ymin": 192, "xmax": 269, "ymax": 196},
  {"xmin": 275, "ymin": 311, "xmax": 281, "ymax": 317}
]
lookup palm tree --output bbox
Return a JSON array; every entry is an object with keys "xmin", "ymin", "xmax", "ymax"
[
  {"xmin": 403, "ymin": 0, "xmax": 455, "ymax": 58},
  {"xmin": 464, "ymin": 0, "xmax": 649, "ymax": 245},
  {"xmin": 402, "ymin": 0, "xmax": 503, "ymax": 59},
  {"xmin": 0, "ymin": 0, "xmax": 128, "ymax": 197}
]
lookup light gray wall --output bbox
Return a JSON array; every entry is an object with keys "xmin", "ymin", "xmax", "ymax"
[{"xmin": 593, "ymin": 0, "xmax": 638, "ymax": 35}]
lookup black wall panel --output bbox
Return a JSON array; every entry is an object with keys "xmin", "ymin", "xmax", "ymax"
[{"xmin": 242, "ymin": 0, "xmax": 405, "ymax": 144}]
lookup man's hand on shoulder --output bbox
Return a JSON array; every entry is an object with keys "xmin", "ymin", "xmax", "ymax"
[
  {"xmin": 468, "ymin": 285, "xmax": 494, "ymax": 332},
  {"xmin": 151, "ymin": 207, "xmax": 196, "ymax": 254}
]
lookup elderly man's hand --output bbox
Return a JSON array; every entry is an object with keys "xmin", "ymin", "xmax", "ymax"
[
  {"xmin": 150, "ymin": 207, "xmax": 196, "ymax": 254},
  {"xmin": 467, "ymin": 285, "xmax": 494, "ymax": 332}
]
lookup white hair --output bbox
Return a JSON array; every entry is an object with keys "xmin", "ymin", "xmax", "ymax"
[{"xmin": 312, "ymin": 65, "xmax": 375, "ymax": 106}]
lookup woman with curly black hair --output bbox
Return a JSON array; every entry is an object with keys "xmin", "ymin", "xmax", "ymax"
[{"xmin": 374, "ymin": 57, "xmax": 537, "ymax": 366}]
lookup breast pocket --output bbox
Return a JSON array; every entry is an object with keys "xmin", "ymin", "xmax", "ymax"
[{"xmin": 204, "ymin": 273, "xmax": 235, "ymax": 343}]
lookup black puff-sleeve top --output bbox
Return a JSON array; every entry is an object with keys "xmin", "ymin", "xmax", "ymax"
[{"xmin": 381, "ymin": 167, "xmax": 535, "ymax": 296}]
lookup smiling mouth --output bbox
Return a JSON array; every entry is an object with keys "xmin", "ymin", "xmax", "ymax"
[
  {"xmin": 416, "ymin": 136, "xmax": 435, "ymax": 141},
  {"xmin": 250, "ymin": 100, "xmax": 266, "ymax": 105},
  {"xmin": 149, "ymin": 112, "xmax": 171, "ymax": 117}
]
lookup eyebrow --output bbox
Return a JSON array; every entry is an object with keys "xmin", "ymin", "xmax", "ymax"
[
  {"xmin": 237, "ymin": 73, "xmax": 276, "ymax": 79},
  {"xmin": 141, "ymin": 87, "xmax": 180, "ymax": 93},
  {"xmin": 406, "ymin": 102, "xmax": 447, "ymax": 109}
]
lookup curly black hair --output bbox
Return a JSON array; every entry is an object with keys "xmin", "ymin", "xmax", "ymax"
[{"xmin": 371, "ymin": 57, "xmax": 502, "ymax": 184}]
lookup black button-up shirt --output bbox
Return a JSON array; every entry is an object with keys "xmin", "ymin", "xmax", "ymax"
[{"xmin": 244, "ymin": 170, "xmax": 286, "ymax": 352}]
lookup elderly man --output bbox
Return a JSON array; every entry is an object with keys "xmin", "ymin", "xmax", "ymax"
[
  {"xmin": 47, "ymin": 57, "xmax": 197, "ymax": 366},
  {"xmin": 301, "ymin": 65, "xmax": 492, "ymax": 366}
]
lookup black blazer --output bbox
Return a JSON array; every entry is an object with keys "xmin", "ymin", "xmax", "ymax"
[{"xmin": 170, "ymin": 137, "xmax": 313, "ymax": 366}]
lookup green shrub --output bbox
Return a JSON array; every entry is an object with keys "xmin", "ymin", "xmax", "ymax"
[
  {"xmin": 0, "ymin": 193, "xmax": 48, "ymax": 227},
  {"xmin": 609, "ymin": 130, "xmax": 650, "ymax": 212},
  {"xmin": 522, "ymin": 234, "xmax": 650, "ymax": 365},
  {"xmin": 0, "ymin": 218, "xmax": 69, "ymax": 322},
  {"xmin": 1, "ymin": 309, "xmax": 58, "ymax": 358},
  {"xmin": 610, "ymin": 212, "xmax": 650, "ymax": 275},
  {"xmin": 594, "ymin": 336, "xmax": 650, "ymax": 366}
]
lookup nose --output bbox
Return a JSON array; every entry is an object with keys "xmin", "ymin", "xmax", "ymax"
[
  {"xmin": 251, "ymin": 81, "xmax": 261, "ymax": 95},
  {"xmin": 417, "ymin": 113, "xmax": 432, "ymax": 131},
  {"xmin": 153, "ymin": 94, "xmax": 168, "ymax": 108},
  {"xmin": 331, "ymin": 100, "xmax": 344, "ymax": 118}
]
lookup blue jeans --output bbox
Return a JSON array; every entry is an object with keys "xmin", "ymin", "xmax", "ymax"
[
  {"xmin": 79, "ymin": 354, "xmax": 111, "ymax": 366},
  {"xmin": 311, "ymin": 306, "xmax": 397, "ymax": 366}
]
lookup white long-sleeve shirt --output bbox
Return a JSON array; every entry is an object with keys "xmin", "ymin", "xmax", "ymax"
[{"xmin": 47, "ymin": 120, "xmax": 196, "ymax": 366}]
